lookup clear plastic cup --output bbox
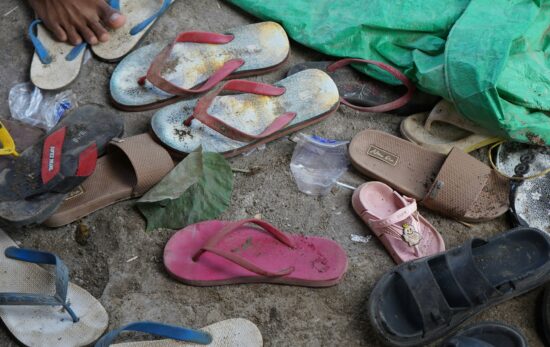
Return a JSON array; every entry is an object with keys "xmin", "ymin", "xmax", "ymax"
[{"xmin": 290, "ymin": 133, "xmax": 350, "ymax": 196}]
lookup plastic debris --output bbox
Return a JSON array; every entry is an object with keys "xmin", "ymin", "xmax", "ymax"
[
  {"xmin": 350, "ymin": 234, "xmax": 372, "ymax": 243},
  {"xmin": 8, "ymin": 82, "xmax": 77, "ymax": 130}
]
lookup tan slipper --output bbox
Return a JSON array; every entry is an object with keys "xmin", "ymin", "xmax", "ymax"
[
  {"xmin": 400, "ymin": 100, "xmax": 501, "ymax": 154},
  {"xmin": 349, "ymin": 130, "xmax": 509, "ymax": 222},
  {"xmin": 29, "ymin": 20, "xmax": 87, "ymax": 90},
  {"xmin": 44, "ymin": 133, "xmax": 174, "ymax": 227},
  {"xmin": 0, "ymin": 229, "xmax": 108, "ymax": 346}
]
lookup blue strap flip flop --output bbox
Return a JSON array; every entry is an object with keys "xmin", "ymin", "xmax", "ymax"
[
  {"xmin": 0, "ymin": 229, "xmax": 108, "ymax": 346},
  {"xmin": 95, "ymin": 318, "xmax": 263, "ymax": 346},
  {"xmin": 29, "ymin": 19, "xmax": 88, "ymax": 90},
  {"xmin": 91, "ymin": 0, "xmax": 174, "ymax": 62}
]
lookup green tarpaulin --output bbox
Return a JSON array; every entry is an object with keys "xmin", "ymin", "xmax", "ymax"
[{"xmin": 227, "ymin": 0, "xmax": 550, "ymax": 145}]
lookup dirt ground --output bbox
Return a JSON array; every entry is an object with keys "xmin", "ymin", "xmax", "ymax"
[{"xmin": 0, "ymin": 1, "xmax": 547, "ymax": 346}]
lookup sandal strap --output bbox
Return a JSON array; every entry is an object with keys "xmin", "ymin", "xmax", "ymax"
[
  {"xmin": 396, "ymin": 261, "xmax": 453, "ymax": 332},
  {"xmin": 193, "ymin": 219, "xmax": 296, "ymax": 277},
  {"xmin": 142, "ymin": 31, "xmax": 243, "ymax": 95},
  {"xmin": 422, "ymin": 148, "xmax": 490, "ymax": 217},
  {"xmin": 326, "ymin": 58, "xmax": 415, "ymax": 113},
  {"xmin": 368, "ymin": 198, "xmax": 417, "ymax": 229},
  {"xmin": 115, "ymin": 0, "xmax": 172, "ymax": 36},
  {"xmin": 445, "ymin": 239, "xmax": 497, "ymax": 305},
  {"xmin": 109, "ymin": 134, "xmax": 174, "ymax": 196},
  {"xmin": 184, "ymin": 80, "xmax": 297, "ymax": 142},
  {"xmin": 0, "ymin": 247, "xmax": 79, "ymax": 322},
  {"xmin": 95, "ymin": 321, "xmax": 212, "ymax": 347},
  {"xmin": 29, "ymin": 20, "xmax": 86, "ymax": 64}
]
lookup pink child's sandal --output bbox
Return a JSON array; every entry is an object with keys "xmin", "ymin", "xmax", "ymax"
[{"xmin": 352, "ymin": 181, "xmax": 445, "ymax": 264}]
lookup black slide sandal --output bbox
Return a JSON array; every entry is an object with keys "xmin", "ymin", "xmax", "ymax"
[
  {"xmin": 441, "ymin": 321, "xmax": 527, "ymax": 347},
  {"xmin": 0, "ymin": 105, "xmax": 124, "ymax": 227},
  {"xmin": 369, "ymin": 227, "xmax": 550, "ymax": 347}
]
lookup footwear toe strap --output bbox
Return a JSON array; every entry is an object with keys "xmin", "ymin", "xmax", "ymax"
[
  {"xmin": 0, "ymin": 247, "xmax": 79, "ymax": 322},
  {"xmin": 95, "ymin": 321, "xmax": 212, "ymax": 347},
  {"xmin": 422, "ymin": 148, "xmax": 490, "ymax": 217},
  {"xmin": 109, "ymin": 134, "xmax": 175, "ymax": 196}
]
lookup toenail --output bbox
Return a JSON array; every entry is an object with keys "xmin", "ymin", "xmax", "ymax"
[{"xmin": 110, "ymin": 13, "xmax": 121, "ymax": 22}]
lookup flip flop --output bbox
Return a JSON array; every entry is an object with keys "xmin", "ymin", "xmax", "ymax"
[
  {"xmin": 351, "ymin": 182, "xmax": 445, "ymax": 264},
  {"xmin": 110, "ymin": 22, "xmax": 289, "ymax": 111},
  {"xmin": 0, "ymin": 119, "xmax": 44, "ymax": 172},
  {"xmin": 287, "ymin": 59, "xmax": 433, "ymax": 114},
  {"xmin": 369, "ymin": 227, "xmax": 550, "ymax": 347},
  {"xmin": 29, "ymin": 20, "xmax": 87, "ymax": 90},
  {"xmin": 349, "ymin": 130, "xmax": 509, "ymax": 222},
  {"xmin": 91, "ymin": 0, "xmax": 174, "ymax": 62},
  {"xmin": 151, "ymin": 70, "xmax": 340, "ymax": 158},
  {"xmin": 0, "ymin": 229, "xmax": 108, "ymax": 346},
  {"xmin": 0, "ymin": 105, "xmax": 124, "ymax": 227},
  {"xmin": 494, "ymin": 142, "xmax": 549, "ymax": 232},
  {"xmin": 44, "ymin": 134, "xmax": 175, "ymax": 227},
  {"xmin": 95, "ymin": 318, "xmax": 262, "ymax": 346},
  {"xmin": 441, "ymin": 322, "xmax": 527, "ymax": 347},
  {"xmin": 164, "ymin": 219, "xmax": 348, "ymax": 287},
  {"xmin": 400, "ymin": 100, "xmax": 502, "ymax": 154}
]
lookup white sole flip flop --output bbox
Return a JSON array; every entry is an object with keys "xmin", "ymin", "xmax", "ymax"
[
  {"xmin": 400, "ymin": 100, "xmax": 501, "ymax": 154},
  {"xmin": 110, "ymin": 22, "xmax": 289, "ymax": 110},
  {"xmin": 150, "ymin": 69, "xmax": 339, "ymax": 158},
  {"xmin": 91, "ymin": 0, "xmax": 174, "ymax": 62},
  {"xmin": 95, "ymin": 318, "xmax": 263, "ymax": 346},
  {"xmin": 0, "ymin": 229, "xmax": 108, "ymax": 346},
  {"xmin": 29, "ymin": 20, "xmax": 87, "ymax": 90}
]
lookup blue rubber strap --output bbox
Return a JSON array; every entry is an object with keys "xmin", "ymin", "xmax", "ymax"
[
  {"xmin": 443, "ymin": 336, "xmax": 494, "ymax": 347},
  {"xmin": 0, "ymin": 247, "xmax": 79, "ymax": 323},
  {"xmin": 108, "ymin": 0, "xmax": 120, "ymax": 10},
  {"xmin": 28, "ymin": 19, "xmax": 52, "ymax": 64},
  {"xmin": 95, "ymin": 321, "xmax": 213, "ymax": 347},
  {"xmin": 129, "ymin": 0, "xmax": 171, "ymax": 35},
  {"xmin": 66, "ymin": 42, "xmax": 87, "ymax": 61}
]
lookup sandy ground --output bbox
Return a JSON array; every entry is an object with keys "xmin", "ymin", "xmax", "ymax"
[{"xmin": 0, "ymin": 0, "xmax": 547, "ymax": 346}]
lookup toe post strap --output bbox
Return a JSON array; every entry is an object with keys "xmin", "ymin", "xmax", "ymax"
[{"xmin": 0, "ymin": 247, "xmax": 79, "ymax": 322}]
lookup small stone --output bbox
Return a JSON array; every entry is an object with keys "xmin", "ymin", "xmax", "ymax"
[{"xmin": 75, "ymin": 222, "xmax": 90, "ymax": 246}]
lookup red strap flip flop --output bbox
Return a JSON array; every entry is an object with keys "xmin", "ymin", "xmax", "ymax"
[{"xmin": 164, "ymin": 219, "xmax": 348, "ymax": 287}]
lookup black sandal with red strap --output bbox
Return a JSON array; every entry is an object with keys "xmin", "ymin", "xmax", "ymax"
[
  {"xmin": 288, "ymin": 58, "xmax": 440, "ymax": 115},
  {"xmin": 0, "ymin": 104, "xmax": 124, "ymax": 227}
]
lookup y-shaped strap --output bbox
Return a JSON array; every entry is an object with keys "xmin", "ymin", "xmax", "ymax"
[
  {"xmin": 108, "ymin": 0, "xmax": 171, "ymax": 35},
  {"xmin": 193, "ymin": 219, "xmax": 297, "ymax": 277},
  {"xmin": 95, "ymin": 321, "xmax": 212, "ymax": 347},
  {"xmin": 29, "ymin": 20, "xmax": 87, "ymax": 64},
  {"xmin": 139, "ymin": 31, "xmax": 244, "ymax": 95},
  {"xmin": 0, "ymin": 247, "xmax": 79, "ymax": 322},
  {"xmin": 327, "ymin": 58, "xmax": 415, "ymax": 113},
  {"xmin": 183, "ymin": 80, "xmax": 297, "ymax": 142}
]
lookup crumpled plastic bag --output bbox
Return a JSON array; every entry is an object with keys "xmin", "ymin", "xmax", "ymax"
[{"xmin": 8, "ymin": 82, "xmax": 77, "ymax": 130}]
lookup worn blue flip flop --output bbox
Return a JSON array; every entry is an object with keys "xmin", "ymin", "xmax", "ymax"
[
  {"xmin": 95, "ymin": 318, "xmax": 262, "ymax": 346},
  {"xmin": 0, "ymin": 229, "xmax": 108, "ymax": 346},
  {"xmin": 92, "ymin": 0, "xmax": 174, "ymax": 62},
  {"xmin": 29, "ymin": 19, "xmax": 87, "ymax": 90}
]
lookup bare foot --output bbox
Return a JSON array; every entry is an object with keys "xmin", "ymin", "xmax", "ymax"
[{"xmin": 27, "ymin": 0, "xmax": 127, "ymax": 45}]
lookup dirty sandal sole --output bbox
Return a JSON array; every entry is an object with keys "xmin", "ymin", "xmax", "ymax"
[
  {"xmin": 110, "ymin": 21, "xmax": 289, "ymax": 110},
  {"xmin": 151, "ymin": 69, "xmax": 339, "ymax": 158},
  {"xmin": 0, "ymin": 105, "xmax": 124, "ymax": 227}
]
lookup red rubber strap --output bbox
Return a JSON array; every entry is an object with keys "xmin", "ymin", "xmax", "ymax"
[
  {"xmin": 75, "ymin": 142, "xmax": 97, "ymax": 177},
  {"xmin": 327, "ymin": 58, "xmax": 415, "ymax": 113},
  {"xmin": 184, "ymin": 80, "xmax": 297, "ymax": 142},
  {"xmin": 41, "ymin": 127, "xmax": 66, "ymax": 184},
  {"xmin": 142, "ymin": 31, "xmax": 244, "ymax": 95},
  {"xmin": 193, "ymin": 219, "xmax": 296, "ymax": 277}
]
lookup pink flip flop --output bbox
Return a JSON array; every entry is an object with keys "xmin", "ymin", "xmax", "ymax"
[
  {"xmin": 164, "ymin": 219, "xmax": 348, "ymax": 287},
  {"xmin": 352, "ymin": 182, "xmax": 445, "ymax": 264}
]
